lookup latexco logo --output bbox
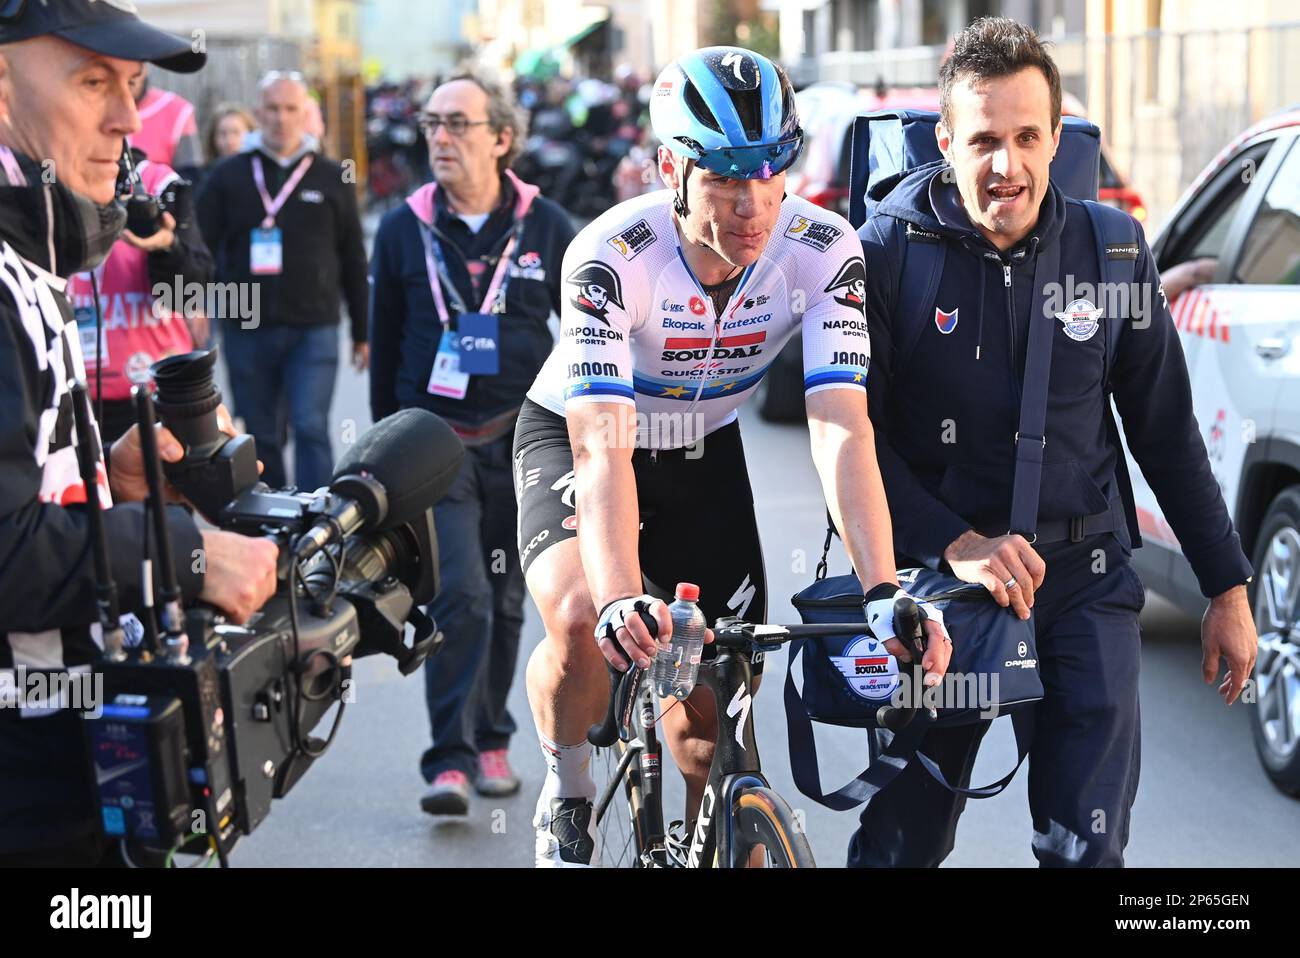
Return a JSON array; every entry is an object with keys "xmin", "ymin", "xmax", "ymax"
[{"xmin": 50, "ymin": 888, "xmax": 151, "ymax": 938}]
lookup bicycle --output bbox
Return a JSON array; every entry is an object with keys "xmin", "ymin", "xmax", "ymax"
[{"xmin": 586, "ymin": 598, "xmax": 931, "ymax": 868}]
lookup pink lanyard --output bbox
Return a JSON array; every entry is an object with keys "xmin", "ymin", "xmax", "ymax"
[
  {"xmin": 419, "ymin": 220, "xmax": 519, "ymax": 328},
  {"xmin": 251, "ymin": 154, "xmax": 314, "ymax": 229},
  {"xmin": 0, "ymin": 146, "xmax": 26, "ymax": 185}
]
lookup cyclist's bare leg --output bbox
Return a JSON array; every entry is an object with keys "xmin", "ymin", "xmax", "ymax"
[{"xmin": 524, "ymin": 538, "xmax": 608, "ymax": 751}]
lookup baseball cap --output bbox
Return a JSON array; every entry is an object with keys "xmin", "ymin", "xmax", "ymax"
[{"xmin": 0, "ymin": 0, "xmax": 206, "ymax": 73}]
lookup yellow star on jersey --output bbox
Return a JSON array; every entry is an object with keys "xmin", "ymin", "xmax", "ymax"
[
  {"xmin": 660, "ymin": 384, "xmax": 689, "ymax": 398},
  {"xmin": 720, "ymin": 381, "xmax": 738, "ymax": 391},
  {"xmin": 578, "ymin": 382, "xmax": 592, "ymax": 390},
  {"xmin": 853, "ymin": 372, "xmax": 864, "ymax": 383}
]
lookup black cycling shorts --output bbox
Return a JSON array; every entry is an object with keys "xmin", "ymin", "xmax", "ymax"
[{"xmin": 512, "ymin": 398, "xmax": 768, "ymax": 674}]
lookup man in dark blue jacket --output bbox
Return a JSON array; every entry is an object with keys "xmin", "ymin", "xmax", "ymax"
[
  {"xmin": 369, "ymin": 74, "xmax": 575, "ymax": 816},
  {"xmin": 855, "ymin": 17, "xmax": 1257, "ymax": 867}
]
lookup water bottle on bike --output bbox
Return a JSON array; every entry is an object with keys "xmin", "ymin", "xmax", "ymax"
[{"xmin": 652, "ymin": 583, "xmax": 706, "ymax": 700}]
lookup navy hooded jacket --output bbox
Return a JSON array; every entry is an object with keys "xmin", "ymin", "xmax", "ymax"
[
  {"xmin": 368, "ymin": 171, "xmax": 575, "ymax": 429},
  {"xmin": 859, "ymin": 167, "xmax": 1252, "ymax": 598}
]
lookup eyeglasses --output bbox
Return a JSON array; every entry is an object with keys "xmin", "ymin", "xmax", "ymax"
[
  {"xmin": 258, "ymin": 70, "xmax": 307, "ymax": 93},
  {"xmin": 692, "ymin": 132, "xmax": 805, "ymax": 180},
  {"xmin": 419, "ymin": 114, "xmax": 492, "ymax": 137}
]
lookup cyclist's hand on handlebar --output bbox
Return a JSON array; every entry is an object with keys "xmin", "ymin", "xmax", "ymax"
[
  {"xmin": 866, "ymin": 585, "xmax": 953, "ymax": 687},
  {"xmin": 942, "ymin": 530, "xmax": 1045, "ymax": 621},
  {"xmin": 595, "ymin": 595, "xmax": 713, "ymax": 672}
]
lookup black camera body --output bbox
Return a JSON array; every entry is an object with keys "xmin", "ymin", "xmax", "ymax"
[
  {"xmin": 84, "ymin": 350, "xmax": 460, "ymax": 861},
  {"xmin": 124, "ymin": 177, "xmax": 194, "ymax": 238},
  {"xmin": 117, "ymin": 140, "xmax": 194, "ymax": 239}
]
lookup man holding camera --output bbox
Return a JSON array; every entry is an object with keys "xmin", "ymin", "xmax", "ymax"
[{"xmin": 0, "ymin": 0, "xmax": 278, "ymax": 866}]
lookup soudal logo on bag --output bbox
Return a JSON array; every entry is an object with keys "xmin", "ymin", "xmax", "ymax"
[
  {"xmin": 831, "ymin": 635, "xmax": 899, "ymax": 701},
  {"xmin": 935, "ymin": 306, "xmax": 959, "ymax": 334}
]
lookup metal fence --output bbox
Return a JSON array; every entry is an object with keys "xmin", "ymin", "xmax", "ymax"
[
  {"xmin": 810, "ymin": 23, "xmax": 1300, "ymax": 230},
  {"xmin": 155, "ymin": 36, "xmax": 306, "ymax": 143},
  {"xmin": 151, "ymin": 36, "xmax": 367, "ymax": 189}
]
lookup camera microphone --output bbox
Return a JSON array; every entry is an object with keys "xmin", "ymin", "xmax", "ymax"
[{"xmin": 290, "ymin": 408, "xmax": 464, "ymax": 565}]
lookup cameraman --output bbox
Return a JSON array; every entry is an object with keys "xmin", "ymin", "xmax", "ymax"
[
  {"xmin": 0, "ymin": 3, "xmax": 279, "ymax": 866},
  {"xmin": 69, "ymin": 144, "xmax": 214, "ymax": 444}
]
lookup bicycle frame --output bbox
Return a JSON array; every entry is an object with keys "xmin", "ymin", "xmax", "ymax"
[{"xmin": 594, "ymin": 647, "xmax": 771, "ymax": 868}]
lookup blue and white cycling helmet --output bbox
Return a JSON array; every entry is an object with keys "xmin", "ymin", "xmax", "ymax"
[{"xmin": 650, "ymin": 46, "xmax": 803, "ymax": 183}]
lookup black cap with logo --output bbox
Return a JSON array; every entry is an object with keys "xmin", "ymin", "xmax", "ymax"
[{"xmin": 0, "ymin": 0, "xmax": 206, "ymax": 73}]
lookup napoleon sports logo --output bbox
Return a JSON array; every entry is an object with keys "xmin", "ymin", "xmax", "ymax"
[
  {"xmin": 824, "ymin": 257, "xmax": 866, "ymax": 314},
  {"xmin": 566, "ymin": 260, "xmax": 624, "ymax": 324}
]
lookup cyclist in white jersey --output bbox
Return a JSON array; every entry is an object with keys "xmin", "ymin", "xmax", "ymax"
[{"xmin": 514, "ymin": 46, "xmax": 954, "ymax": 866}]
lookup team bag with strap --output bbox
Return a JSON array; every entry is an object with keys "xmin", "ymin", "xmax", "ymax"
[{"xmin": 784, "ymin": 110, "xmax": 1142, "ymax": 812}]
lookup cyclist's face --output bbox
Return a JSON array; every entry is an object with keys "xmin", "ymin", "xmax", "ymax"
[
  {"xmin": 937, "ymin": 67, "xmax": 1060, "ymax": 252},
  {"xmin": 662, "ymin": 149, "xmax": 784, "ymax": 266}
]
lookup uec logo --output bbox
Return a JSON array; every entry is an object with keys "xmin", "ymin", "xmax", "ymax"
[{"xmin": 460, "ymin": 336, "xmax": 497, "ymax": 351}]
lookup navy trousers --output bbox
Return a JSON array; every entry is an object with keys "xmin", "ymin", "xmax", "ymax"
[
  {"xmin": 847, "ymin": 556, "xmax": 1145, "ymax": 868},
  {"xmin": 221, "ymin": 320, "xmax": 339, "ymax": 492},
  {"xmin": 419, "ymin": 432, "xmax": 526, "ymax": 782}
]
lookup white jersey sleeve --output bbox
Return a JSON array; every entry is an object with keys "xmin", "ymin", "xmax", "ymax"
[
  {"xmin": 552, "ymin": 219, "xmax": 645, "ymax": 409},
  {"xmin": 788, "ymin": 209, "xmax": 872, "ymax": 397}
]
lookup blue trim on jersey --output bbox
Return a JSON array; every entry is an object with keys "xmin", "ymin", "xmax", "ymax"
[
  {"xmin": 565, "ymin": 376, "xmax": 635, "ymax": 401},
  {"xmin": 633, "ymin": 366, "xmax": 769, "ymax": 401},
  {"xmin": 803, "ymin": 364, "xmax": 868, "ymax": 391}
]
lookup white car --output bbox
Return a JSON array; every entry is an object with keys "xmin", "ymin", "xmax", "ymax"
[{"xmin": 1131, "ymin": 107, "xmax": 1300, "ymax": 795}]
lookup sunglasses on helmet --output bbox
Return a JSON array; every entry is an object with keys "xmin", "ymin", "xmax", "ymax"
[{"xmin": 691, "ymin": 132, "xmax": 804, "ymax": 180}]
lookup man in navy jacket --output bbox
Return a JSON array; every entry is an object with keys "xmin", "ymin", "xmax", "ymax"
[
  {"xmin": 855, "ymin": 18, "xmax": 1257, "ymax": 867},
  {"xmin": 369, "ymin": 74, "xmax": 574, "ymax": 815}
]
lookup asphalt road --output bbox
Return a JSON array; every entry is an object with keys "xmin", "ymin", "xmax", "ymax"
[{"xmin": 226, "ymin": 327, "xmax": 1300, "ymax": 867}]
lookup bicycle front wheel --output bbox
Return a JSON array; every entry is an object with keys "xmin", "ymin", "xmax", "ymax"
[{"xmin": 729, "ymin": 787, "xmax": 816, "ymax": 868}]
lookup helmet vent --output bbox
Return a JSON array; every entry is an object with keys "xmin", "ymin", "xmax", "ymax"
[{"xmin": 682, "ymin": 80, "xmax": 723, "ymax": 134}]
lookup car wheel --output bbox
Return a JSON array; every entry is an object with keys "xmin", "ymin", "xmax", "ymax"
[{"xmin": 1248, "ymin": 485, "xmax": 1300, "ymax": 796}]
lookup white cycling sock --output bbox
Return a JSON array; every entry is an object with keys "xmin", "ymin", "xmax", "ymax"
[{"xmin": 537, "ymin": 732, "xmax": 595, "ymax": 802}]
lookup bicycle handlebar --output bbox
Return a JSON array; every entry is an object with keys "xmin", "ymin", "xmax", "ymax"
[
  {"xmin": 587, "ymin": 593, "xmax": 955, "ymax": 746},
  {"xmin": 587, "ymin": 608, "xmax": 658, "ymax": 748}
]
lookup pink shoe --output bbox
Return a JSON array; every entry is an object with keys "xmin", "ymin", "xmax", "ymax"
[
  {"xmin": 476, "ymin": 749, "xmax": 521, "ymax": 797},
  {"xmin": 421, "ymin": 769, "xmax": 470, "ymax": 815}
]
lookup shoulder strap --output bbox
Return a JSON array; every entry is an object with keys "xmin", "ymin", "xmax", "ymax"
[
  {"xmin": 1007, "ymin": 238, "xmax": 1062, "ymax": 540},
  {"xmin": 1082, "ymin": 201, "xmax": 1139, "ymax": 389},
  {"xmin": 893, "ymin": 222, "xmax": 948, "ymax": 372},
  {"xmin": 1082, "ymin": 200, "xmax": 1144, "ymax": 546}
]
